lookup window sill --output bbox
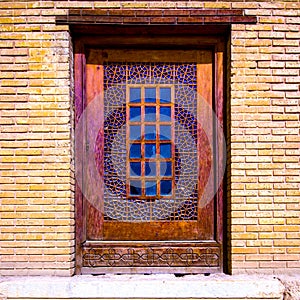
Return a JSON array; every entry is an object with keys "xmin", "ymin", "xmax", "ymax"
[{"xmin": 0, "ymin": 274, "xmax": 284, "ymax": 299}]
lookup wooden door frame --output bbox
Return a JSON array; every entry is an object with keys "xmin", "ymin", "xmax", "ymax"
[{"xmin": 74, "ymin": 30, "xmax": 227, "ymax": 275}]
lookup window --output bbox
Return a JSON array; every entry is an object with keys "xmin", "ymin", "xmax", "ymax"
[
  {"xmin": 128, "ymin": 85, "xmax": 174, "ymax": 200},
  {"xmin": 101, "ymin": 59, "xmax": 202, "ymax": 224},
  {"xmin": 75, "ymin": 39, "xmax": 225, "ymax": 274}
]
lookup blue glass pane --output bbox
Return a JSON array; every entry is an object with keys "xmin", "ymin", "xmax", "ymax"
[
  {"xmin": 145, "ymin": 106, "xmax": 156, "ymax": 122},
  {"xmin": 160, "ymin": 180, "xmax": 172, "ymax": 196},
  {"xmin": 145, "ymin": 143, "xmax": 156, "ymax": 158},
  {"xmin": 160, "ymin": 87, "xmax": 171, "ymax": 103},
  {"xmin": 145, "ymin": 87, "xmax": 156, "ymax": 103},
  {"xmin": 130, "ymin": 162, "xmax": 141, "ymax": 176},
  {"xmin": 130, "ymin": 107, "xmax": 141, "ymax": 121},
  {"xmin": 160, "ymin": 125, "xmax": 171, "ymax": 140},
  {"xmin": 145, "ymin": 181, "xmax": 157, "ymax": 196},
  {"xmin": 130, "ymin": 88, "xmax": 141, "ymax": 103},
  {"xmin": 160, "ymin": 106, "xmax": 171, "ymax": 121},
  {"xmin": 130, "ymin": 125, "xmax": 141, "ymax": 140},
  {"xmin": 161, "ymin": 161, "xmax": 172, "ymax": 176},
  {"xmin": 145, "ymin": 125, "xmax": 156, "ymax": 140},
  {"xmin": 130, "ymin": 181, "xmax": 142, "ymax": 196},
  {"xmin": 145, "ymin": 162, "xmax": 156, "ymax": 177},
  {"xmin": 130, "ymin": 144, "xmax": 141, "ymax": 158},
  {"xmin": 160, "ymin": 143, "xmax": 172, "ymax": 158}
]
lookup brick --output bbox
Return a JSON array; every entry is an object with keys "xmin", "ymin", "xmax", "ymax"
[
  {"xmin": 204, "ymin": 3, "xmax": 231, "ymax": 9},
  {"xmin": 232, "ymin": 233, "xmax": 258, "ymax": 240},
  {"xmin": 259, "ymin": 232, "xmax": 286, "ymax": 239},
  {"xmin": 274, "ymin": 240, "xmax": 300, "ymax": 247},
  {"xmin": 150, "ymin": 17, "xmax": 176, "ymax": 24},
  {"xmin": 273, "ymin": 39, "xmax": 299, "ymax": 46},
  {"xmin": 259, "ymin": 218, "xmax": 285, "ymax": 225},
  {"xmin": 259, "ymin": 17, "xmax": 285, "ymax": 24},
  {"xmin": 259, "ymin": 261, "xmax": 287, "ymax": 269},
  {"xmin": 246, "ymin": 254, "xmax": 273, "ymax": 261},
  {"xmin": 0, "ymin": 0, "xmax": 299, "ymax": 277},
  {"xmin": 246, "ymin": 225, "xmax": 273, "ymax": 232},
  {"xmin": 232, "ymin": 248, "xmax": 257, "ymax": 254}
]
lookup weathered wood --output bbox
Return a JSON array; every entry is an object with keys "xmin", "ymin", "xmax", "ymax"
[
  {"xmin": 103, "ymin": 221, "xmax": 199, "ymax": 241},
  {"xmin": 215, "ymin": 41, "xmax": 225, "ymax": 246},
  {"xmin": 75, "ymin": 36, "xmax": 225, "ymax": 274},
  {"xmin": 82, "ymin": 242, "xmax": 221, "ymax": 271},
  {"xmin": 57, "ymin": 9, "xmax": 256, "ymax": 25},
  {"xmin": 197, "ymin": 50, "xmax": 214, "ymax": 241},
  {"xmin": 85, "ymin": 61, "xmax": 104, "ymax": 240},
  {"xmin": 74, "ymin": 42, "xmax": 85, "ymax": 275}
]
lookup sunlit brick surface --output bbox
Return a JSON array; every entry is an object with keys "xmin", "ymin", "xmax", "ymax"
[{"xmin": 0, "ymin": 0, "xmax": 299, "ymax": 276}]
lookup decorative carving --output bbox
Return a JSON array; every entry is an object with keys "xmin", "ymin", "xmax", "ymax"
[
  {"xmin": 95, "ymin": 62, "xmax": 212, "ymax": 221},
  {"xmin": 83, "ymin": 246, "xmax": 219, "ymax": 268}
]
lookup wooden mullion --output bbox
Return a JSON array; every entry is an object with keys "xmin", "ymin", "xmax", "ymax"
[
  {"xmin": 126, "ymin": 86, "xmax": 131, "ymax": 198},
  {"xmin": 171, "ymin": 85, "xmax": 175, "ymax": 198},
  {"xmin": 156, "ymin": 85, "xmax": 161, "ymax": 198},
  {"xmin": 141, "ymin": 86, "xmax": 145, "ymax": 197}
]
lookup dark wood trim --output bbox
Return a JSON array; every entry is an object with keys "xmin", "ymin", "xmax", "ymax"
[
  {"xmin": 71, "ymin": 24, "xmax": 231, "ymax": 36},
  {"xmin": 82, "ymin": 241, "xmax": 221, "ymax": 274},
  {"xmin": 215, "ymin": 41, "xmax": 225, "ymax": 246},
  {"xmin": 74, "ymin": 41, "xmax": 85, "ymax": 275},
  {"xmin": 57, "ymin": 9, "xmax": 256, "ymax": 26},
  {"xmin": 74, "ymin": 32, "xmax": 227, "ymax": 274},
  {"xmin": 75, "ymin": 35, "xmax": 227, "ymax": 50}
]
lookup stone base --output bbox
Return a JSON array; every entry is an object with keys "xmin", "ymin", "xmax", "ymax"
[{"xmin": 0, "ymin": 274, "xmax": 287, "ymax": 300}]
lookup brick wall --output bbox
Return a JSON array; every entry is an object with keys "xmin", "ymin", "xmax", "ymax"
[
  {"xmin": 230, "ymin": 1, "xmax": 300, "ymax": 274},
  {"xmin": 0, "ymin": 0, "xmax": 299, "ymax": 276}
]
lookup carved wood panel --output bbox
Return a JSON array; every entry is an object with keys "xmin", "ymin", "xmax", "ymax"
[{"xmin": 75, "ymin": 37, "xmax": 225, "ymax": 274}]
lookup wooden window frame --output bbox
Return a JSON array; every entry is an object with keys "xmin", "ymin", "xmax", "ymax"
[
  {"xmin": 74, "ymin": 30, "xmax": 227, "ymax": 275},
  {"xmin": 127, "ymin": 84, "xmax": 175, "ymax": 200}
]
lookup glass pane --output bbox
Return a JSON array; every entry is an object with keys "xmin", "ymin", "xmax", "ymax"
[
  {"xmin": 130, "ymin": 88, "xmax": 141, "ymax": 103},
  {"xmin": 145, "ymin": 181, "xmax": 157, "ymax": 196},
  {"xmin": 145, "ymin": 106, "xmax": 156, "ymax": 122},
  {"xmin": 160, "ymin": 106, "xmax": 171, "ymax": 121},
  {"xmin": 145, "ymin": 162, "xmax": 156, "ymax": 176},
  {"xmin": 160, "ymin": 143, "xmax": 172, "ymax": 158},
  {"xmin": 129, "ymin": 144, "xmax": 141, "ymax": 158},
  {"xmin": 130, "ymin": 180, "xmax": 142, "ymax": 196},
  {"xmin": 160, "ymin": 125, "xmax": 171, "ymax": 140},
  {"xmin": 130, "ymin": 162, "xmax": 141, "ymax": 176},
  {"xmin": 161, "ymin": 161, "xmax": 172, "ymax": 176},
  {"xmin": 130, "ymin": 107, "xmax": 141, "ymax": 121},
  {"xmin": 145, "ymin": 125, "xmax": 156, "ymax": 140},
  {"xmin": 145, "ymin": 143, "xmax": 156, "ymax": 158},
  {"xmin": 160, "ymin": 87, "xmax": 171, "ymax": 103},
  {"xmin": 145, "ymin": 87, "xmax": 156, "ymax": 103},
  {"xmin": 160, "ymin": 180, "xmax": 172, "ymax": 196},
  {"xmin": 130, "ymin": 125, "xmax": 141, "ymax": 140}
]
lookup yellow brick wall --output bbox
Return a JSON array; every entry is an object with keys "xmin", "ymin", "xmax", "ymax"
[
  {"xmin": 0, "ymin": 1, "xmax": 299, "ymax": 276},
  {"xmin": 230, "ymin": 1, "xmax": 300, "ymax": 274}
]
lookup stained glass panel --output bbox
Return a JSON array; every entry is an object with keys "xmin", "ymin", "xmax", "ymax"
[
  {"xmin": 145, "ymin": 162, "xmax": 156, "ymax": 177},
  {"xmin": 144, "ymin": 106, "xmax": 156, "ymax": 121},
  {"xmin": 160, "ymin": 87, "xmax": 171, "ymax": 103},
  {"xmin": 144, "ymin": 125, "xmax": 156, "ymax": 140},
  {"xmin": 130, "ymin": 107, "xmax": 141, "ymax": 120},
  {"xmin": 102, "ymin": 62, "xmax": 198, "ymax": 221},
  {"xmin": 145, "ymin": 87, "xmax": 156, "ymax": 103},
  {"xmin": 145, "ymin": 143, "xmax": 156, "ymax": 158},
  {"xmin": 130, "ymin": 144, "xmax": 141, "ymax": 158},
  {"xmin": 129, "ymin": 87, "xmax": 141, "ymax": 102},
  {"xmin": 160, "ymin": 107, "xmax": 171, "ymax": 121}
]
